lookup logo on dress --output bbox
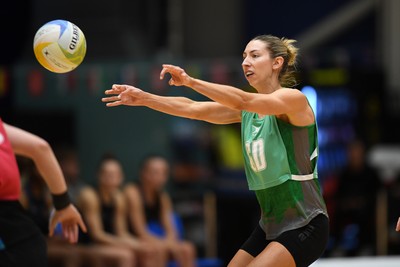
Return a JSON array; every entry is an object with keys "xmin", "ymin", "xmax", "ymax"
[{"xmin": 252, "ymin": 125, "xmax": 260, "ymax": 137}]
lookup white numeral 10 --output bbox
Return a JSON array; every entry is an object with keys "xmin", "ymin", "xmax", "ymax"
[{"xmin": 245, "ymin": 139, "xmax": 266, "ymax": 172}]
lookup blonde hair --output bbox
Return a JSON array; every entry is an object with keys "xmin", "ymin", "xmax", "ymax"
[{"xmin": 252, "ymin": 34, "xmax": 299, "ymax": 88}]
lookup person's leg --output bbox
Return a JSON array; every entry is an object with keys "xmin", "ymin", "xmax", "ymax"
[
  {"xmin": 228, "ymin": 224, "xmax": 266, "ymax": 267},
  {"xmin": 47, "ymin": 239, "xmax": 82, "ymax": 267},
  {"xmin": 135, "ymin": 240, "xmax": 168, "ymax": 267},
  {"xmin": 248, "ymin": 241, "xmax": 295, "ymax": 267},
  {"xmin": 150, "ymin": 240, "xmax": 169, "ymax": 267},
  {"xmin": 228, "ymin": 249, "xmax": 254, "ymax": 267},
  {"xmin": 180, "ymin": 240, "xmax": 197, "ymax": 267},
  {"xmin": 85, "ymin": 245, "xmax": 135, "ymax": 267},
  {"xmin": 169, "ymin": 240, "xmax": 197, "ymax": 267},
  {"xmin": 276, "ymin": 214, "xmax": 329, "ymax": 267},
  {"xmin": 229, "ymin": 214, "xmax": 329, "ymax": 267},
  {"xmin": 0, "ymin": 201, "xmax": 48, "ymax": 267}
]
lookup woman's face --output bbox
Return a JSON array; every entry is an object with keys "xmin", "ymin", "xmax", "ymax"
[
  {"xmin": 141, "ymin": 158, "xmax": 169, "ymax": 191},
  {"xmin": 242, "ymin": 40, "xmax": 275, "ymax": 89},
  {"xmin": 98, "ymin": 159, "xmax": 123, "ymax": 189}
]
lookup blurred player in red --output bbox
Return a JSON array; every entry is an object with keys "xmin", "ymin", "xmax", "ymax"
[{"xmin": 0, "ymin": 118, "xmax": 87, "ymax": 267}]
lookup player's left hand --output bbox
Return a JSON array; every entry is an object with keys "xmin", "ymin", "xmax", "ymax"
[
  {"xmin": 48, "ymin": 204, "xmax": 87, "ymax": 243},
  {"xmin": 160, "ymin": 64, "xmax": 193, "ymax": 87},
  {"xmin": 396, "ymin": 217, "xmax": 400, "ymax": 232}
]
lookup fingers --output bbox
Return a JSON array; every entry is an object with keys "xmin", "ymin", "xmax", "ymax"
[
  {"xmin": 68, "ymin": 224, "xmax": 78, "ymax": 243},
  {"xmin": 48, "ymin": 207, "xmax": 86, "ymax": 243},
  {"xmin": 102, "ymin": 95, "xmax": 120, "ymax": 102},
  {"xmin": 104, "ymin": 84, "xmax": 125, "ymax": 95},
  {"xmin": 160, "ymin": 64, "xmax": 181, "ymax": 80},
  {"xmin": 164, "ymin": 64, "xmax": 179, "ymax": 70},
  {"xmin": 63, "ymin": 224, "xmax": 72, "ymax": 243},
  {"xmin": 63, "ymin": 225, "xmax": 70, "ymax": 241},
  {"xmin": 48, "ymin": 226, "xmax": 54, "ymax": 237},
  {"xmin": 160, "ymin": 67, "xmax": 168, "ymax": 80},
  {"xmin": 103, "ymin": 85, "xmax": 131, "ymax": 107},
  {"xmin": 102, "ymin": 95, "xmax": 120, "ymax": 101},
  {"xmin": 72, "ymin": 224, "xmax": 79, "ymax": 243},
  {"xmin": 396, "ymin": 217, "xmax": 400, "ymax": 232},
  {"xmin": 48, "ymin": 216, "xmax": 57, "ymax": 237},
  {"xmin": 78, "ymin": 217, "xmax": 88, "ymax": 233},
  {"xmin": 60, "ymin": 222, "xmax": 80, "ymax": 243},
  {"xmin": 105, "ymin": 101, "xmax": 122, "ymax": 107},
  {"xmin": 104, "ymin": 89, "xmax": 117, "ymax": 95},
  {"xmin": 102, "ymin": 95, "xmax": 123, "ymax": 107}
]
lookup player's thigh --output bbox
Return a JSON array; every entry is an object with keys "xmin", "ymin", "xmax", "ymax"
[
  {"xmin": 228, "ymin": 223, "xmax": 268, "ymax": 267},
  {"xmin": 249, "ymin": 241, "xmax": 295, "ymax": 267},
  {"xmin": 227, "ymin": 237, "xmax": 296, "ymax": 267},
  {"xmin": 276, "ymin": 214, "xmax": 329, "ymax": 267},
  {"xmin": 227, "ymin": 249, "xmax": 254, "ymax": 267}
]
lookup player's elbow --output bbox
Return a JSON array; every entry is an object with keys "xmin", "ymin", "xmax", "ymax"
[
  {"xmin": 30, "ymin": 138, "xmax": 53, "ymax": 159},
  {"xmin": 16, "ymin": 134, "xmax": 52, "ymax": 160}
]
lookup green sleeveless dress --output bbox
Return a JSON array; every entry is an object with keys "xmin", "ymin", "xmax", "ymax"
[{"xmin": 241, "ymin": 111, "xmax": 328, "ymax": 239}]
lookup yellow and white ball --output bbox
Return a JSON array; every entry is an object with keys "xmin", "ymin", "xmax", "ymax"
[{"xmin": 33, "ymin": 19, "xmax": 87, "ymax": 73}]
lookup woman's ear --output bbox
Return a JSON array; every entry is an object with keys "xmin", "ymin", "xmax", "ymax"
[{"xmin": 272, "ymin": 56, "xmax": 284, "ymax": 70}]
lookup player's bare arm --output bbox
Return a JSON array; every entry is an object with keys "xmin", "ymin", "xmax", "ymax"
[{"xmin": 102, "ymin": 84, "xmax": 241, "ymax": 124}]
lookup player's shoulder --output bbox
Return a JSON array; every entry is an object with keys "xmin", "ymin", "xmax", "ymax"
[
  {"xmin": 279, "ymin": 88, "xmax": 309, "ymax": 105},
  {"xmin": 278, "ymin": 87, "xmax": 303, "ymax": 95}
]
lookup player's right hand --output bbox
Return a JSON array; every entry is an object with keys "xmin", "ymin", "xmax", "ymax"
[
  {"xmin": 102, "ymin": 85, "xmax": 145, "ymax": 107},
  {"xmin": 48, "ymin": 204, "xmax": 87, "ymax": 244}
]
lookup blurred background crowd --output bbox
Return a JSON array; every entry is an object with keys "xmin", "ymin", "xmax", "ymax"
[{"xmin": 1, "ymin": 0, "xmax": 400, "ymax": 266}]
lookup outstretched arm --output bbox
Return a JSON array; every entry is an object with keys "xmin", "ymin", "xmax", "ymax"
[
  {"xmin": 102, "ymin": 84, "xmax": 241, "ymax": 124},
  {"xmin": 4, "ymin": 123, "xmax": 87, "ymax": 243},
  {"xmin": 160, "ymin": 64, "xmax": 313, "ymax": 126},
  {"xmin": 160, "ymin": 64, "xmax": 248, "ymax": 111}
]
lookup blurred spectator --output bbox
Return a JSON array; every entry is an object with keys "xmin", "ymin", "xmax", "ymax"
[
  {"xmin": 55, "ymin": 146, "xmax": 87, "ymax": 203},
  {"xmin": 330, "ymin": 139, "xmax": 382, "ymax": 256},
  {"xmin": 77, "ymin": 153, "xmax": 167, "ymax": 267},
  {"xmin": 124, "ymin": 154, "xmax": 197, "ymax": 267},
  {"xmin": 19, "ymin": 160, "xmax": 52, "ymax": 234}
]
